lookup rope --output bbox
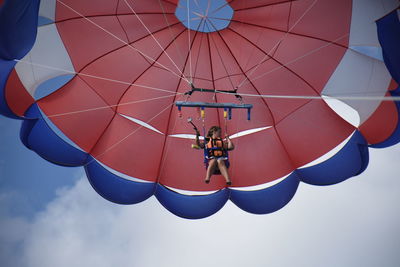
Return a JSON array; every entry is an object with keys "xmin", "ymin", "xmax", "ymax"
[
  {"xmin": 236, "ymin": 0, "xmax": 319, "ymax": 89},
  {"xmin": 122, "ymin": 0, "xmax": 191, "ymax": 84},
  {"xmin": 85, "ymin": 102, "xmax": 175, "ymax": 166},
  {"xmin": 214, "ymin": 90, "xmax": 400, "ymax": 101},
  {"xmin": 239, "ymin": 31, "xmax": 350, "ymax": 87},
  {"xmin": 46, "ymin": 93, "xmax": 178, "ymax": 118},
  {"xmin": 56, "ymin": 0, "xmax": 189, "ymax": 84},
  {"xmin": 205, "ymin": 19, "xmax": 236, "ymax": 90},
  {"xmin": 157, "ymin": 0, "xmax": 186, "ymax": 71},
  {"xmin": 186, "ymin": 0, "xmax": 194, "ymax": 84},
  {"xmin": 13, "ymin": 59, "xmax": 182, "ymax": 95}
]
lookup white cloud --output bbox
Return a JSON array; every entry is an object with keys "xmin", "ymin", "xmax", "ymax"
[{"xmin": 2, "ymin": 145, "xmax": 400, "ymax": 267}]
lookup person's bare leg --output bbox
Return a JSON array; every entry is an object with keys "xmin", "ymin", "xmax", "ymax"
[
  {"xmin": 205, "ymin": 159, "xmax": 217, "ymax": 183},
  {"xmin": 217, "ymin": 160, "xmax": 231, "ymax": 185}
]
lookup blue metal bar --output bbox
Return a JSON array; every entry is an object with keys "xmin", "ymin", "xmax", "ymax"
[{"xmin": 175, "ymin": 101, "xmax": 253, "ymax": 109}]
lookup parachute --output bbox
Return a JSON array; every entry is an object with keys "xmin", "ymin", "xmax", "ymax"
[{"xmin": 1, "ymin": 0, "xmax": 399, "ymax": 219}]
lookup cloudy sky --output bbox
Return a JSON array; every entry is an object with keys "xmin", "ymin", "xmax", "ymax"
[{"xmin": 1, "ymin": 114, "xmax": 400, "ymax": 267}]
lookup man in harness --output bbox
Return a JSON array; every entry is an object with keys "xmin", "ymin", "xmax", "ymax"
[{"xmin": 195, "ymin": 126, "xmax": 234, "ymax": 185}]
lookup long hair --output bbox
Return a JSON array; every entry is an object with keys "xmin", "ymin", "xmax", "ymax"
[{"xmin": 207, "ymin": 126, "xmax": 221, "ymax": 138}]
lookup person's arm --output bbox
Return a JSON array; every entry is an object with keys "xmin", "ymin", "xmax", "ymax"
[
  {"xmin": 195, "ymin": 130, "xmax": 205, "ymax": 149},
  {"xmin": 225, "ymin": 135, "xmax": 234, "ymax": 151}
]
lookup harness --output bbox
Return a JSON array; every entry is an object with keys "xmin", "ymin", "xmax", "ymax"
[
  {"xmin": 203, "ymin": 137, "xmax": 230, "ymax": 174},
  {"xmin": 206, "ymin": 138, "xmax": 226, "ymax": 158}
]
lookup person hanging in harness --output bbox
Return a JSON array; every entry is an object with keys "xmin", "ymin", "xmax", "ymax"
[{"xmin": 195, "ymin": 126, "xmax": 234, "ymax": 185}]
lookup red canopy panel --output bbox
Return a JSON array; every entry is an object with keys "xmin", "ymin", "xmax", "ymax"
[
  {"xmin": 359, "ymin": 91, "xmax": 399, "ymax": 145},
  {"xmin": 275, "ymin": 99, "xmax": 355, "ymax": 168},
  {"xmin": 91, "ymin": 114, "xmax": 165, "ymax": 182},
  {"xmin": 5, "ymin": 69, "xmax": 34, "ymax": 117},
  {"xmin": 38, "ymin": 76, "xmax": 115, "ymax": 152},
  {"xmin": 56, "ymin": 16, "xmax": 129, "ymax": 71}
]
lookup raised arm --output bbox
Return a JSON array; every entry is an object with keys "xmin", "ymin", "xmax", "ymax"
[
  {"xmin": 195, "ymin": 130, "xmax": 205, "ymax": 149},
  {"xmin": 224, "ymin": 135, "xmax": 234, "ymax": 151}
]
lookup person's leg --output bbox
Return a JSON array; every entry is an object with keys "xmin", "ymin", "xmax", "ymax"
[
  {"xmin": 205, "ymin": 159, "xmax": 217, "ymax": 183},
  {"xmin": 217, "ymin": 159, "xmax": 231, "ymax": 185}
]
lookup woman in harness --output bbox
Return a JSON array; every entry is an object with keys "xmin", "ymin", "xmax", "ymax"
[{"xmin": 195, "ymin": 126, "xmax": 234, "ymax": 185}]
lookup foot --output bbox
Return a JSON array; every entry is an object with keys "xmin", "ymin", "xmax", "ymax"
[
  {"xmin": 226, "ymin": 180, "xmax": 232, "ymax": 186},
  {"xmin": 205, "ymin": 179, "xmax": 210, "ymax": 184}
]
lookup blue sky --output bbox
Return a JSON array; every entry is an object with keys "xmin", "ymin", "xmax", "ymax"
[{"xmin": 0, "ymin": 116, "xmax": 81, "ymax": 219}]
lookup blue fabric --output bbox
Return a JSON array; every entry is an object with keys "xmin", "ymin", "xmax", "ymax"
[
  {"xmin": 377, "ymin": 9, "xmax": 400, "ymax": 84},
  {"xmin": 230, "ymin": 172, "xmax": 299, "ymax": 214},
  {"xmin": 85, "ymin": 157, "xmax": 156, "ymax": 205},
  {"xmin": 0, "ymin": 0, "xmax": 40, "ymax": 60},
  {"xmin": 370, "ymin": 11, "xmax": 400, "ymax": 148},
  {"xmin": 20, "ymin": 104, "xmax": 89, "ymax": 166},
  {"xmin": 0, "ymin": 58, "xmax": 19, "ymax": 118},
  {"xmin": 298, "ymin": 131, "xmax": 368, "ymax": 185},
  {"xmin": 370, "ymin": 87, "xmax": 400, "ymax": 148},
  {"xmin": 155, "ymin": 185, "xmax": 229, "ymax": 219}
]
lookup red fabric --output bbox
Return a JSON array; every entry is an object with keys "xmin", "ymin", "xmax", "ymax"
[
  {"xmin": 388, "ymin": 79, "xmax": 398, "ymax": 91},
  {"xmin": 36, "ymin": 0, "xmax": 378, "ymax": 191},
  {"xmin": 91, "ymin": 114, "xmax": 165, "ymax": 182},
  {"xmin": 275, "ymin": 99, "xmax": 355, "ymax": 167},
  {"xmin": 56, "ymin": 16, "xmax": 129, "ymax": 71},
  {"xmin": 359, "ymin": 91, "xmax": 398, "ymax": 145},
  {"xmin": 5, "ymin": 70, "xmax": 34, "ymax": 117},
  {"xmin": 38, "ymin": 76, "xmax": 115, "ymax": 152}
]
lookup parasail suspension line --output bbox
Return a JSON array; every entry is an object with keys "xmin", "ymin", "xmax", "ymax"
[
  {"xmin": 56, "ymin": 0, "xmax": 189, "ymax": 85},
  {"xmin": 236, "ymin": 0, "xmax": 319, "ymax": 89},
  {"xmin": 238, "ymin": 32, "xmax": 351, "ymax": 88},
  {"xmin": 205, "ymin": 19, "xmax": 236, "ymax": 91},
  {"xmin": 85, "ymin": 102, "xmax": 175, "ymax": 166},
  {"xmin": 186, "ymin": 0, "xmax": 194, "ymax": 84},
  {"xmin": 13, "ymin": 59, "xmax": 183, "ymax": 96},
  {"xmin": 123, "ymin": 0, "xmax": 192, "ymax": 85}
]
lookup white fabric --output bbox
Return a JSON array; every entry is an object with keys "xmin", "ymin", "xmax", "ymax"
[
  {"xmin": 322, "ymin": 96, "xmax": 360, "ymax": 127},
  {"xmin": 95, "ymin": 160, "xmax": 154, "ymax": 184},
  {"xmin": 349, "ymin": 0, "xmax": 399, "ymax": 47},
  {"xmin": 231, "ymin": 173, "xmax": 291, "ymax": 191},
  {"xmin": 39, "ymin": 0, "xmax": 56, "ymax": 21},
  {"xmin": 15, "ymin": 24, "xmax": 75, "ymax": 98},
  {"xmin": 119, "ymin": 114, "xmax": 164, "ymax": 134},
  {"xmin": 321, "ymin": 49, "xmax": 392, "ymax": 124}
]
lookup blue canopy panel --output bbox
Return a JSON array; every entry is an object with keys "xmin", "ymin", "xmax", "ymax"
[
  {"xmin": 377, "ymin": 8, "xmax": 400, "ymax": 84},
  {"xmin": 85, "ymin": 157, "xmax": 156, "ymax": 205},
  {"xmin": 20, "ymin": 103, "xmax": 89, "ymax": 166},
  {"xmin": 370, "ymin": 86, "xmax": 400, "ymax": 148},
  {"xmin": 0, "ymin": 59, "xmax": 18, "ymax": 118},
  {"xmin": 297, "ymin": 131, "xmax": 369, "ymax": 185},
  {"xmin": 175, "ymin": 101, "xmax": 253, "ymax": 120},
  {"xmin": 230, "ymin": 172, "xmax": 300, "ymax": 215},
  {"xmin": 373, "ymin": 10, "xmax": 400, "ymax": 148},
  {"xmin": 155, "ymin": 185, "xmax": 230, "ymax": 219},
  {"xmin": 0, "ymin": 0, "xmax": 40, "ymax": 118},
  {"xmin": 0, "ymin": 0, "xmax": 40, "ymax": 60}
]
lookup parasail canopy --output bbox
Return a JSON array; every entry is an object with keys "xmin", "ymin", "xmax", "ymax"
[{"xmin": 1, "ymin": 0, "xmax": 400, "ymax": 219}]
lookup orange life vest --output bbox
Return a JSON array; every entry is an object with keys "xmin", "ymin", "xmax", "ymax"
[{"xmin": 206, "ymin": 138, "xmax": 225, "ymax": 157}]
